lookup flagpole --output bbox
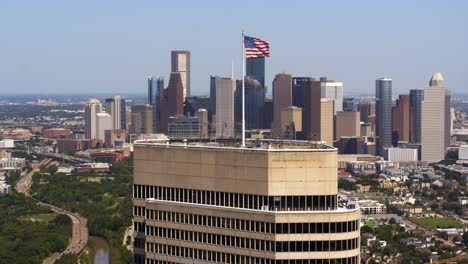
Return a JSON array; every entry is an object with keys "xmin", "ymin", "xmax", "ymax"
[{"xmin": 241, "ymin": 31, "xmax": 246, "ymax": 147}]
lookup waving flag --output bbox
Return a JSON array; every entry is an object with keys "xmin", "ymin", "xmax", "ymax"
[{"xmin": 244, "ymin": 35, "xmax": 270, "ymax": 58}]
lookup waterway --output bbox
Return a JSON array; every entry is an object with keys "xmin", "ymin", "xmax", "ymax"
[{"xmin": 90, "ymin": 236, "xmax": 110, "ymax": 264}]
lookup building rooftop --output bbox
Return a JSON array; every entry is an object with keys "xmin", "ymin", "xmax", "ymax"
[{"xmin": 134, "ymin": 138, "xmax": 336, "ymax": 152}]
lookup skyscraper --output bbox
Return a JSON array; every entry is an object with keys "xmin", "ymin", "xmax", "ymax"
[
  {"xmin": 215, "ymin": 78, "xmax": 236, "ymax": 138},
  {"xmin": 271, "ymin": 73, "xmax": 292, "ymax": 137},
  {"xmin": 147, "ymin": 77, "xmax": 164, "ymax": 133},
  {"xmin": 105, "ymin": 95, "xmax": 125, "ymax": 130},
  {"xmin": 302, "ymin": 78, "xmax": 334, "ymax": 144},
  {"xmin": 292, "ymin": 77, "xmax": 309, "ymax": 108},
  {"xmin": 336, "ymin": 111, "xmax": 361, "ymax": 139},
  {"xmin": 320, "ymin": 77, "xmax": 343, "ymax": 114},
  {"xmin": 209, "ymin": 75, "xmax": 221, "ymax": 118},
  {"xmin": 160, "ymin": 72, "xmax": 184, "ymax": 134},
  {"xmin": 392, "ymin": 94, "xmax": 410, "ymax": 145},
  {"xmin": 133, "ymin": 139, "xmax": 361, "ymax": 264},
  {"xmin": 421, "ymin": 73, "xmax": 450, "ymax": 161},
  {"xmin": 84, "ymin": 98, "xmax": 102, "ymax": 140},
  {"xmin": 131, "ymin": 104, "xmax": 153, "ymax": 135},
  {"xmin": 234, "ymin": 76, "xmax": 265, "ymax": 130},
  {"xmin": 409, "ymin": 89, "xmax": 424, "ymax": 143},
  {"xmin": 95, "ymin": 112, "xmax": 113, "ymax": 141},
  {"xmin": 375, "ymin": 78, "xmax": 393, "ymax": 156},
  {"xmin": 171, "ymin": 50, "xmax": 191, "ymax": 100},
  {"xmin": 246, "ymin": 57, "xmax": 265, "ymax": 87}
]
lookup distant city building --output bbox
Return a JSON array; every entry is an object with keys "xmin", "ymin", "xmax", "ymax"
[
  {"xmin": 84, "ymin": 98, "xmax": 102, "ymax": 140},
  {"xmin": 104, "ymin": 129, "xmax": 126, "ymax": 148},
  {"xmin": 358, "ymin": 102, "xmax": 375, "ymax": 123},
  {"xmin": 271, "ymin": 73, "xmax": 292, "ymax": 137},
  {"xmin": 42, "ymin": 128, "xmax": 72, "ymax": 139},
  {"xmin": 160, "ymin": 72, "xmax": 184, "ymax": 134},
  {"xmin": 384, "ymin": 147, "xmax": 418, "ymax": 163},
  {"xmin": 375, "ymin": 78, "xmax": 393, "ymax": 156},
  {"xmin": 209, "ymin": 75, "xmax": 221, "ymax": 118},
  {"xmin": 392, "ymin": 94, "xmax": 410, "ymax": 145},
  {"xmin": 90, "ymin": 150, "xmax": 125, "ymax": 163},
  {"xmin": 215, "ymin": 78, "xmax": 236, "ymax": 138},
  {"xmin": 303, "ymin": 78, "xmax": 333, "ymax": 144},
  {"xmin": 0, "ymin": 139, "xmax": 15, "ymax": 149},
  {"xmin": 105, "ymin": 95, "xmax": 126, "ymax": 130},
  {"xmin": 421, "ymin": 73, "xmax": 450, "ymax": 162},
  {"xmin": 336, "ymin": 111, "xmax": 361, "ymax": 140},
  {"xmin": 56, "ymin": 139, "xmax": 101, "ymax": 153},
  {"xmin": 280, "ymin": 106, "xmax": 302, "ymax": 139},
  {"xmin": 171, "ymin": 50, "xmax": 191, "ymax": 100},
  {"xmin": 292, "ymin": 77, "xmax": 309, "ymax": 108},
  {"xmin": 361, "ymin": 123, "xmax": 372, "ymax": 138},
  {"xmin": 184, "ymin": 96, "xmax": 211, "ymax": 119},
  {"xmin": 334, "ymin": 136, "xmax": 364, "ymax": 154},
  {"xmin": 409, "ymin": 88, "xmax": 424, "ymax": 143},
  {"xmin": 343, "ymin": 98, "xmax": 358, "ymax": 112},
  {"xmin": 147, "ymin": 77, "xmax": 163, "ymax": 132},
  {"xmin": 246, "ymin": 57, "xmax": 265, "ymax": 87},
  {"xmin": 168, "ymin": 116, "xmax": 201, "ymax": 138},
  {"xmin": 0, "ymin": 158, "xmax": 26, "ymax": 171},
  {"xmin": 195, "ymin": 109, "xmax": 209, "ymax": 139},
  {"xmin": 459, "ymin": 145, "xmax": 468, "ymax": 160},
  {"xmin": 96, "ymin": 113, "xmax": 113, "ymax": 141},
  {"xmin": 131, "ymin": 104, "xmax": 153, "ymax": 135},
  {"xmin": 320, "ymin": 77, "xmax": 343, "ymax": 114},
  {"xmin": 234, "ymin": 76, "xmax": 265, "ymax": 130}
]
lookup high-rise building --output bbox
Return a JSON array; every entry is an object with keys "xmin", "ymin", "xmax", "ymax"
[
  {"xmin": 209, "ymin": 75, "xmax": 221, "ymax": 118},
  {"xmin": 302, "ymin": 78, "xmax": 334, "ymax": 144},
  {"xmin": 409, "ymin": 89, "xmax": 424, "ymax": 143},
  {"xmin": 131, "ymin": 104, "xmax": 153, "ymax": 135},
  {"xmin": 171, "ymin": 50, "xmax": 191, "ymax": 100},
  {"xmin": 357, "ymin": 102, "xmax": 374, "ymax": 123},
  {"xmin": 292, "ymin": 77, "xmax": 309, "ymax": 108},
  {"xmin": 392, "ymin": 95, "xmax": 410, "ymax": 145},
  {"xmin": 148, "ymin": 77, "xmax": 164, "ymax": 132},
  {"xmin": 133, "ymin": 139, "xmax": 361, "ymax": 264},
  {"xmin": 234, "ymin": 76, "xmax": 265, "ymax": 130},
  {"xmin": 105, "ymin": 95, "xmax": 125, "ymax": 130},
  {"xmin": 246, "ymin": 57, "xmax": 265, "ymax": 87},
  {"xmin": 280, "ymin": 106, "xmax": 302, "ymax": 139},
  {"xmin": 271, "ymin": 73, "xmax": 293, "ymax": 137},
  {"xmin": 195, "ymin": 109, "xmax": 209, "ymax": 139},
  {"xmin": 342, "ymin": 98, "xmax": 358, "ymax": 112},
  {"xmin": 320, "ymin": 77, "xmax": 343, "ymax": 114},
  {"xmin": 160, "ymin": 73, "xmax": 184, "ymax": 134},
  {"xmin": 215, "ymin": 78, "xmax": 236, "ymax": 138},
  {"xmin": 336, "ymin": 111, "xmax": 361, "ymax": 139},
  {"xmin": 421, "ymin": 73, "xmax": 450, "ymax": 162},
  {"xmin": 84, "ymin": 99, "xmax": 102, "ymax": 140},
  {"xmin": 95, "ymin": 112, "xmax": 113, "ymax": 141},
  {"xmin": 375, "ymin": 78, "xmax": 393, "ymax": 156}
]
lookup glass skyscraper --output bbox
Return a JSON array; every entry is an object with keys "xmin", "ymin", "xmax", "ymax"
[
  {"xmin": 409, "ymin": 88, "xmax": 424, "ymax": 143},
  {"xmin": 375, "ymin": 78, "xmax": 392, "ymax": 156},
  {"xmin": 246, "ymin": 57, "xmax": 265, "ymax": 87}
]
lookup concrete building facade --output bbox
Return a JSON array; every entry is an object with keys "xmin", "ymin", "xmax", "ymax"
[
  {"xmin": 84, "ymin": 98, "xmax": 102, "ymax": 140},
  {"xmin": 336, "ymin": 111, "xmax": 361, "ymax": 140},
  {"xmin": 131, "ymin": 104, "xmax": 153, "ymax": 135},
  {"xmin": 171, "ymin": 51, "xmax": 191, "ymax": 100},
  {"xmin": 272, "ymin": 73, "xmax": 293, "ymax": 137},
  {"xmin": 320, "ymin": 77, "xmax": 343, "ymax": 114},
  {"xmin": 392, "ymin": 95, "xmax": 410, "ymax": 144},
  {"xmin": 215, "ymin": 78, "xmax": 236, "ymax": 138},
  {"xmin": 133, "ymin": 139, "xmax": 360, "ymax": 264},
  {"xmin": 105, "ymin": 95, "xmax": 125, "ymax": 130},
  {"xmin": 96, "ymin": 113, "xmax": 113, "ymax": 141}
]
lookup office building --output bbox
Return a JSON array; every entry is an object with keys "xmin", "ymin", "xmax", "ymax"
[
  {"xmin": 160, "ymin": 73, "xmax": 184, "ymax": 134},
  {"xmin": 264, "ymin": 99, "xmax": 273, "ymax": 130},
  {"xmin": 271, "ymin": 73, "xmax": 292, "ymax": 137},
  {"xmin": 320, "ymin": 77, "xmax": 343, "ymax": 114},
  {"xmin": 302, "ymin": 78, "xmax": 333, "ymax": 144},
  {"xmin": 334, "ymin": 137, "xmax": 364, "ymax": 155},
  {"xmin": 392, "ymin": 95, "xmax": 410, "ymax": 145},
  {"xmin": 131, "ymin": 104, "xmax": 153, "ymax": 135},
  {"xmin": 171, "ymin": 50, "xmax": 191, "ymax": 100},
  {"xmin": 195, "ymin": 109, "xmax": 209, "ymax": 139},
  {"xmin": 292, "ymin": 77, "xmax": 309, "ymax": 108},
  {"xmin": 184, "ymin": 97, "xmax": 211, "ymax": 119},
  {"xmin": 168, "ymin": 116, "xmax": 203, "ymax": 139},
  {"xmin": 215, "ymin": 78, "xmax": 236, "ymax": 138},
  {"xmin": 209, "ymin": 75, "xmax": 221, "ymax": 118},
  {"xmin": 105, "ymin": 95, "xmax": 125, "ymax": 130},
  {"xmin": 421, "ymin": 73, "xmax": 450, "ymax": 162},
  {"xmin": 409, "ymin": 89, "xmax": 424, "ymax": 143},
  {"xmin": 280, "ymin": 106, "xmax": 302, "ymax": 140},
  {"xmin": 246, "ymin": 57, "xmax": 265, "ymax": 87},
  {"xmin": 133, "ymin": 139, "xmax": 360, "ymax": 264},
  {"xmin": 96, "ymin": 113, "xmax": 113, "ymax": 141},
  {"xmin": 357, "ymin": 102, "xmax": 374, "ymax": 123},
  {"xmin": 104, "ymin": 129, "xmax": 126, "ymax": 148},
  {"xmin": 384, "ymin": 147, "xmax": 418, "ymax": 163},
  {"xmin": 342, "ymin": 98, "xmax": 358, "ymax": 112},
  {"xmin": 336, "ymin": 111, "xmax": 361, "ymax": 140},
  {"xmin": 234, "ymin": 76, "xmax": 265, "ymax": 130},
  {"xmin": 361, "ymin": 123, "xmax": 372, "ymax": 138},
  {"xmin": 84, "ymin": 98, "xmax": 102, "ymax": 140},
  {"xmin": 148, "ymin": 77, "xmax": 164, "ymax": 132},
  {"xmin": 375, "ymin": 78, "xmax": 392, "ymax": 156}
]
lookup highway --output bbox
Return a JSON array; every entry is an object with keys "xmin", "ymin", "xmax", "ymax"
[{"xmin": 15, "ymin": 158, "xmax": 89, "ymax": 263}]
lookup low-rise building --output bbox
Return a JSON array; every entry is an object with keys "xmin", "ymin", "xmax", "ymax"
[
  {"xmin": 0, "ymin": 139, "xmax": 15, "ymax": 149},
  {"xmin": 384, "ymin": 147, "xmax": 418, "ymax": 163},
  {"xmin": 0, "ymin": 180, "xmax": 11, "ymax": 196},
  {"xmin": 74, "ymin": 163, "xmax": 110, "ymax": 173},
  {"xmin": 0, "ymin": 158, "xmax": 26, "ymax": 171},
  {"xmin": 42, "ymin": 128, "xmax": 72, "ymax": 139},
  {"xmin": 90, "ymin": 150, "xmax": 125, "ymax": 163}
]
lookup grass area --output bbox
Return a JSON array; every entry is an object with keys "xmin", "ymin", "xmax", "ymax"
[
  {"xmin": 78, "ymin": 243, "xmax": 95, "ymax": 264},
  {"xmin": 18, "ymin": 213, "xmax": 59, "ymax": 223},
  {"xmin": 411, "ymin": 217, "xmax": 463, "ymax": 229},
  {"xmin": 364, "ymin": 219, "xmax": 376, "ymax": 229}
]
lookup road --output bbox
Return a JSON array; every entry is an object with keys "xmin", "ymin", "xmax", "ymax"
[
  {"xmin": 14, "ymin": 158, "xmax": 89, "ymax": 263},
  {"xmin": 15, "ymin": 158, "xmax": 52, "ymax": 196}
]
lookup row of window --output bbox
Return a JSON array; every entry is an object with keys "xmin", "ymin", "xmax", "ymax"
[
  {"xmin": 145, "ymin": 243, "xmax": 359, "ymax": 264},
  {"xmin": 134, "ymin": 184, "xmax": 338, "ymax": 211},
  {"xmin": 146, "ymin": 226, "xmax": 359, "ymax": 252},
  {"xmin": 139, "ymin": 209, "xmax": 359, "ymax": 234},
  {"xmin": 143, "ymin": 259, "xmax": 360, "ymax": 264}
]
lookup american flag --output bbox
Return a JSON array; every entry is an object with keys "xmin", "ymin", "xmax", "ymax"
[{"xmin": 244, "ymin": 35, "xmax": 270, "ymax": 58}]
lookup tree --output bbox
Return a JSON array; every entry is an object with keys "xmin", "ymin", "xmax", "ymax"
[{"xmin": 389, "ymin": 217, "xmax": 397, "ymax": 224}]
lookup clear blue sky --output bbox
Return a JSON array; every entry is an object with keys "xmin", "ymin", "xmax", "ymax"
[{"xmin": 1, "ymin": 0, "xmax": 467, "ymax": 96}]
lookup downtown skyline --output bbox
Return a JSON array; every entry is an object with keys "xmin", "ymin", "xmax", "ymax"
[{"xmin": 1, "ymin": 0, "xmax": 467, "ymax": 95}]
